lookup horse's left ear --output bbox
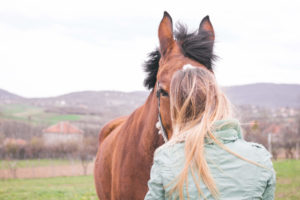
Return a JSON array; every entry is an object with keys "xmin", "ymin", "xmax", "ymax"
[
  {"xmin": 158, "ymin": 11, "xmax": 174, "ymax": 56},
  {"xmin": 199, "ymin": 16, "xmax": 215, "ymax": 41}
]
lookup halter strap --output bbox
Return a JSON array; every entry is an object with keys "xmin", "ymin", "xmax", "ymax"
[{"xmin": 156, "ymin": 82, "xmax": 168, "ymax": 143}]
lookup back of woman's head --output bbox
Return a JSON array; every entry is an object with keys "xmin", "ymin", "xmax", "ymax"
[
  {"xmin": 170, "ymin": 66, "xmax": 231, "ymax": 137},
  {"xmin": 168, "ymin": 66, "xmax": 232, "ymax": 199}
]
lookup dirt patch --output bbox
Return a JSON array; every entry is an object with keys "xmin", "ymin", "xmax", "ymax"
[{"xmin": 0, "ymin": 162, "xmax": 94, "ymax": 179}]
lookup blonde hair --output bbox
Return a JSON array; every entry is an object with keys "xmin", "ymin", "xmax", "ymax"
[{"xmin": 167, "ymin": 67, "xmax": 264, "ymax": 199}]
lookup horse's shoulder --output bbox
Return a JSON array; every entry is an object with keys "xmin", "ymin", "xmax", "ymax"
[{"xmin": 98, "ymin": 116, "xmax": 128, "ymax": 144}]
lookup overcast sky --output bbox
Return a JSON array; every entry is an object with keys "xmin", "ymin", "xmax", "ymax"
[{"xmin": 0, "ymin": 0, "xmax": 299, "ymax": 97}]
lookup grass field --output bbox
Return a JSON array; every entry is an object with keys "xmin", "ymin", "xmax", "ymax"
[
  {"xmin": 274, "ymin": 160, "xmax": 300, "ymax": 199},
  {"xmin": 0, "ymin": 176, "xmax": 97, "ymax": 200},
  {"xmin": 0, "ymin": 103, "xmax": 82, "ymax": 125},
  {"xmin": 0, "ymin": 160, "xmax": 299, "ymax": 199},
  {"xmin": 0, "ymin": 159, "xmax": 80, "ymax": 170}
]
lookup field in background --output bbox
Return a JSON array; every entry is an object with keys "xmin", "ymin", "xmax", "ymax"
[
  {"xmin": 0, "ymin": 176, "xmax": 97, "ymax": 200},
  {"xmin": 0, "ymin": 159, "xmax": 93, "ymax": 179},
  {"xmin": 0, "ymin": 104, "xmax": 82, "ymax": 125},
  {"xmin": 0, "ymin": 159, "xmax": 80, "ymax": 169},
  {"xmin": 274, "ymin": 160, "xmax": 300, "ymax": 199},
  {"xmin": 0, "ymin": 160, "xmax": 299, "ymax": 199}
]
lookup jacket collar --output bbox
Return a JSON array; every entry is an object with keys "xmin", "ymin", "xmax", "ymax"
[{"xmin": 205, "ymin": 119, "xmax": 243, "ymax": 144}]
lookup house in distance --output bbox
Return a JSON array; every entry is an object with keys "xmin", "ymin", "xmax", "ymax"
[{"xmin": 43, "ymin": 121, "xmax": 83, "ymax": 145}]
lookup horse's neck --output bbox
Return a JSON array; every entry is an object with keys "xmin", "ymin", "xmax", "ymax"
[{"xmin": 134, "ymin": 90, "xmax": 164, "ymax": 155}]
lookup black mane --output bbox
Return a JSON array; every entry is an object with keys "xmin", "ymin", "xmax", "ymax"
[
  {"xmin": 143, "ymin": 49, "xmax": 161, "ymax": 90},
  {"xmin": 143, "ymin": 23, "xmax": 216, "ymax": 90}
]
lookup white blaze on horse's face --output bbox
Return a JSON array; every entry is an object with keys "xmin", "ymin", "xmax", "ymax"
[{"xmin": 182, "ymin": 64, "xmax": 197, "ymax": 71}]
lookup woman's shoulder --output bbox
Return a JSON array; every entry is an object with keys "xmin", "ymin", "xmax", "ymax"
[
  {"xmin": 241, "ymin": 140, "xmax": 271, "ymax": 156},
  {"xmin": 233, "ymin": 139, "xmax": 273, "ymax": 168},
  {"xmin": 155, "ymin": 142, "xmax": 185, "ymax": 154},
  {"xmin": 153, "ymin": 142, "xmax": 185, "ymax": 165}
]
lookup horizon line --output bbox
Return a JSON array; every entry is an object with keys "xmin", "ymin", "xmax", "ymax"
[{"xmin": 1, "ymin": 82, "xmax": 300, "ymax": 99}]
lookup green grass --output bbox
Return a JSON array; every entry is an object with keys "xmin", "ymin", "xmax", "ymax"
[
  {"xmin": 0, "ymin": 103, "xmax": 82, "ymax": 125},
  {"xmin": 0, "ymin": 176, "xmax": 97, "ymax": 200},
  {"xmin": 274, "ymin": 160, "xmax": 300, "ymax": 200},
  {"xmin": 0, "ymin": 104, "xmax": 41, "ymax": 122},
  {"xmin": 0, "ymin": 104, "xmax": 38, "ymax": 115},
  {"xmin": 46, "ymin": 115, "xmax": 81, "ymax": 124},
  {"xmin": 0, "ymin": 159, "xmax": 80, "ymax": 170},
  {"xmin": 0, "ymin": 160, "xmax": 299, "ymax": 199}
]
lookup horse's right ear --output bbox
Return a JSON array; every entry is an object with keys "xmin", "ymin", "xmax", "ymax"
[{"xmin": 158, "ymin": 11, "xmax": 174, "ymax": 56}]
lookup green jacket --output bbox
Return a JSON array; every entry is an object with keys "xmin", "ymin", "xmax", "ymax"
[{"xmin": 145, "ymin": 119, "xmax": 276, "ymax": 200}]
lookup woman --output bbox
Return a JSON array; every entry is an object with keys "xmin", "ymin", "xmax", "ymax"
[{"xmin": 145, "ymin": 66, "xmax": 276, "ymax": 199}]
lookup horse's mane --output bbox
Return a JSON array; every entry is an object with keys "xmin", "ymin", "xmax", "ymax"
[{"xmin": 143, "ymin": 23, "xmax": 216, "ymax": 90}]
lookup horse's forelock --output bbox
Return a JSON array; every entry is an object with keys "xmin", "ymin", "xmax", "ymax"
[{"xmin": 175, "ymin": 23, "xmax": 216, "ymax": 71}]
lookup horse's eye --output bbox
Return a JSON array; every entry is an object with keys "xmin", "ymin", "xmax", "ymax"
[{"xmin": 160, "ymin": 89, "xmax": 169, "ymax": 97}]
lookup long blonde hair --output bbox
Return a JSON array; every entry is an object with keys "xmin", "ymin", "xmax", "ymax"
[
  {"xmin": 168, "ymin": 66, "xmax": 231, "ymax": 199},
  {"xmin": 167, "ymin": 67, "xmax": 268, "ymax": 199}
]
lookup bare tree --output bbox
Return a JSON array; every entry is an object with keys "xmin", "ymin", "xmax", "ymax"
[
  {"xmin": 77, "ymin": 137, "xmax": 98, "ymax": 175},
  {"xmin": 3, "ymin": 139, "xmax": 26, "ymax": 178}
]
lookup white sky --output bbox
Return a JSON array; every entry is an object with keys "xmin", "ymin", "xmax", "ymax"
[{"xmin": 0, "ymin": 0, "xmax": 299, "ymax": 97}]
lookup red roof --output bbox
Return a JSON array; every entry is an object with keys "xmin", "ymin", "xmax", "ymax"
[{"xmin": 43, "ymin": 121, "xmax": 83, "ymax": 134}]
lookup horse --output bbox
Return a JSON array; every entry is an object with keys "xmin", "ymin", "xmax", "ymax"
[{"xmin": 94, "ymin": 11, "xmax": 216, "ymax": 200}]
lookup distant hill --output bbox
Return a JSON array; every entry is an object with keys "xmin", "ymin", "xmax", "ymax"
[
  {"xmin": 1, "ymin": 83, "xmax": 298, "ymax": 139},
  {"xmin": 223, "ymin": 83, "xmax": 300, "ymax": 108},
  {"xmin": 0, "ymin": 83, "xmax": 299, "ymax": 130},
  {"xmin": 29, "ymin": 91, "xmax": 149, "ymax": 117},
  {"xmin": 0, "ymin": 83, "xmax": 300, "ymax": 113},
  {"xmin": 0, "ymin": 89, "xmax": 24, "ymax": 103}
]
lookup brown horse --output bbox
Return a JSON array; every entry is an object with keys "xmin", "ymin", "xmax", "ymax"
[{"xmin": 94, "ymin": 11, "xmax": 216, "ymax": 200}]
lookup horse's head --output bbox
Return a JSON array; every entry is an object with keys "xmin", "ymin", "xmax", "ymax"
[{"xmin": 144, "ymin": 11, "xmax": 216, "ymax": 140}]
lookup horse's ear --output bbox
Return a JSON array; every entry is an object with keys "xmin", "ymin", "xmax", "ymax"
[
  {"xmin": 199, "ymin": 16, "xmax": 215, "ymax": 41},
  {"xmin": 158, "ymin": 11, "xmax": 174, "ymax": 56}
]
